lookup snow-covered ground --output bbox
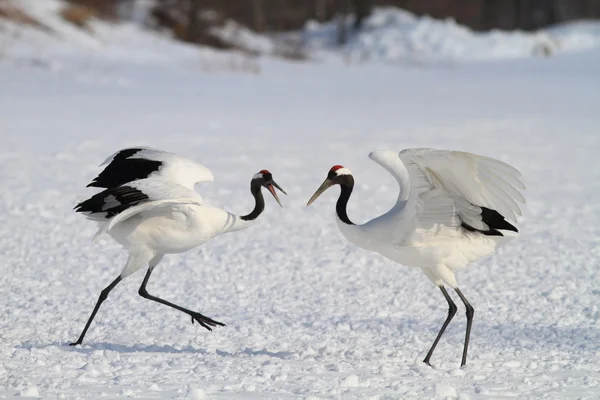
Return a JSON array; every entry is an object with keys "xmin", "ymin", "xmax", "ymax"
[{"xmin": 1, "ymin": 1, "xmax": 600, "ymax": 399}]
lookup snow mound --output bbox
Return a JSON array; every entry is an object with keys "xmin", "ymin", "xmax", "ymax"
[
  {"xmin": 0, "ymin": 0, "xmax": 256, "ymax": 73},
  {"xmin": 212, "ymin": 20, "xmax": 276, "ymax": 55},
  {"xmin": 302, "ymin": 7, "xmax": 600, "ymax": 64}
]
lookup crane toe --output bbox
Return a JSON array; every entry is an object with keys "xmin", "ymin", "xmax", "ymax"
[{"xmin": 189, "ymin": 312, "xmax": 225, "ymax": 331}]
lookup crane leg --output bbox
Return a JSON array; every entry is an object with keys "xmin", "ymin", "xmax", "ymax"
[
  {"xmin": 423, "ymin": 286, "xmax": 457, "ymax": 366},
  {"xmin": 69, "ymin": 276, "xmax": 122, "ymax": 346},
  {"xmin": 138, "ymin": 267, "xmax": 225, "ymax": 331},
  {"xmin": 454, "ymin": 288, "xmax": 474, "ymax": 367}
]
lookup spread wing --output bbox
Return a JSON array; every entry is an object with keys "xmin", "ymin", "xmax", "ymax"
[
  {"xmin": 368, "ymin": 148, "xmax": 526, "ymax": 243},
  {"xmin": 76, "ymin": 178, "xmax": 201, "ymax": 219},
  {"xmin": 87, "ymin": 147, "xmax": 214, "ymax": 190},
  {"xmin": 75, "ymin": 178, "xmax": 203, "ymax": 240}
]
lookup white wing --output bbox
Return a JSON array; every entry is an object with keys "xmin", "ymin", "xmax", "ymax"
[
  {"xmin": 368, "ymin": 148, "xmax": 525, "ymax": 243},
  {"xmin": 89, "ymin": 147, "xmax": 214, "ymax": 190},
  {"xmin": 92, "ymin": 198, "xmax": 203, "ymax": 243},
  {"xmin": 75, "ymin": 178, "xmax": 203, "ymax": 241}
]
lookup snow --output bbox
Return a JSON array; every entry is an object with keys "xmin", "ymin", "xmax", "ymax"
[
  {"xmin": 0, "ymin": 0, "xmax": 255, "ymax": 75},
  {"xmin": 435, "ymin": 382, "xmax": 457, "ymax": 398},
  {"xmin": 339, "ymin": 374, "xmax": 360, "ymax": 388},
  {"xmin": 302, "ymin": 7, "xmax": 600, "ymax": 64},
  {"xmin": 212, "ymin": 19, "xmax": 277, "ymax": 56},
  {"xmin": 1, "ymin": 1, "xmax": 600, "ymax": 399}
]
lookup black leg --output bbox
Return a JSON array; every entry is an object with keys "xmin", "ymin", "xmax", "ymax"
[
  {"xmin": 423, "ymin": 286, "xmax": 457, "ymax": 367},
  {"xmin": 69, "ymin": 276, "xmax": 122, "ymax": 346},
  {"xmin": 455, "ymin": 288, "xmax": 474, "ymax": 367},
  {"xmin": 138, "ymin": 268, "xmax": 225, "ymax": 331}
]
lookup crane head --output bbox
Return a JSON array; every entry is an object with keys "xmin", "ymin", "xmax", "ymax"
[
  {"xmin": 307, "ymin": 165, "xmax": 353, "ymax": 206},
  {"xmin": 252, "ymin": 170, "xmax": 287, "ymax": 207}
]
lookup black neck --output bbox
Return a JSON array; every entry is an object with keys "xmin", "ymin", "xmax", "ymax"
[
  {"xmin": 336, "ymin": 175, "xmax": 354, "ymax": 225},
  {"xmin": 241, "ymin": 180, "xmax": 265, "ymax": 221}
]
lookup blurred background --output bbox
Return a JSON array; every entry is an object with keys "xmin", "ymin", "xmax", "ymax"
[
  {"xmin": 2, "ymin": 0, "xmax": 600, "ymax": 67},
  {"xmin": 48, "ymin": 0, "xmax": 600, "ymax": 37},
  {"xmin": 134, "ymin": 0, "xmax": 600, "ymax": 40}
]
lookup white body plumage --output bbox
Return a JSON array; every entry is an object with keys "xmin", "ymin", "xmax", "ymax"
[
  {"xmin": 87, "ymin": 178, "xmax": 253, "ymax": 259},
  {"xmin": 337, "ymin": 149, "xmax": 524, "ymax": 287},
  {"xmin": 307, "ymin": 147, "xmax": 525, "ymax": 366},
  {"xmin": 70, "ymin": 147, "xmax": 285, "ymax": 346}
]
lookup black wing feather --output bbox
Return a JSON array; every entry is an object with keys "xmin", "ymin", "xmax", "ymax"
[
  {"xmin": 87, "ymin": 148, "xmax": 162, "ymax": 189},
  {"xmin": 75, "ymin": 185, "xmax": 149, "ymax": 219},
  {"xmin": 461, "ymin": 206, "xmax": 518, "ymax": 236}
]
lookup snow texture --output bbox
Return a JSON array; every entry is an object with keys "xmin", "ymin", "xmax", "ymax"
[{"xmin": 1, "ymin": 1, "xmax": 600, "ymax": 399}]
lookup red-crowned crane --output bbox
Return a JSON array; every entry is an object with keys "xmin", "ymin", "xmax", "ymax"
[
  {"xmin": 306, "ymin": 148, "xmax": 525, "ymax": 367},
  {"xmin": 70, "ymin": 147, "xmax": 286, "ymax": 346}
]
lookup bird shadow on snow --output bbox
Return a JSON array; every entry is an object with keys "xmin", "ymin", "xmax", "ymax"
[
  {"xmin": 18, "ymin": 342, "xmax": 211, "ymax": 355},
  {"xmin": 15, "ymin": 320, "xmax": 597, "ymax": 358},
  {"xmin": 350, "ymin": 316, "xmax": 600, "ymax": 354},
  {"xmin": 479, "ymin": 323, "xmax": 600, "ymax": 353},
  {"xmin": 216, "ymin": 348, "xmax": 295, "ymax": 359},
  {"xmin": 18, "ymin": 342, "xmax": 294, "ymax": 358}
]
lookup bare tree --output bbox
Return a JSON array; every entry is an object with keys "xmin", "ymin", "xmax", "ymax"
[
  {"xmin": 314, "ymin": 0, "xmax": 327, "ymax": 22},
  {"xmin": 336, "ymin": 0, "xmax": 350, "ymax": 45},
  {"xmin": 187, "ymin": 0, "xmax": 199, "ymax": 42},
  {"xmin": 252, "ymin": 0, "xmax": 266, "ymax": 32},
  {"xmin": 517, "ymin": 0, "xmax": 530, "ymax": 30},
  {"xmin": 353, "ymin": 0, "xmax": 372, "ymax": 29}
]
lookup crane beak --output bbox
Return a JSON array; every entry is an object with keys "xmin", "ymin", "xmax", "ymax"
[
  {"xmin": 306, "ymin": 178, "xmax": 333, "ymax": 206},
  {"xmin": 266, "ymin": 180, "xmax": 286, "ymax": 207}
]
